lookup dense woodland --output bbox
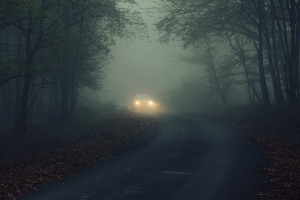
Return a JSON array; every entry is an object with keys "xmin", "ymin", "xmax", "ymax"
[
  {"xmin": 157, "ymin": 0, "xmax": 300, "ymax": 112},
  {"xmin": 1, "ymin": 0, "xmax": 300, "ymax": 134},
  {"xmin": 1, "ymin": 2, "xmax": 300, "ymax": 199},
  {"xmin": 0, "ymin": 0, "xmax": 147, "ymax": 133}
]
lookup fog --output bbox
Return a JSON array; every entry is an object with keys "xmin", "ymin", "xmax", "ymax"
[
  {"xmin": 1, "ymin": 0, "xmax": 297, "ymax": 134},
  {"xmin": 1, "ymin": 1, "xmax": 300, "ymax": 198},
  {"xmin": 90, "ymin": 1, "xmax": 201, "ymax": 108}
]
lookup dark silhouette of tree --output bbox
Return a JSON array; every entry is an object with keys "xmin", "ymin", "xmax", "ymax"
[
  {"xmin": 257, "ymin": 0, "xmax": 271, "ymax": 105},
  {"xmin": 0, "ymin": 0, "xmax": 147, "ymax": 133},
  {"xmin": 155, "ymin": 0, "xmax": 300, "ymax": 106}
]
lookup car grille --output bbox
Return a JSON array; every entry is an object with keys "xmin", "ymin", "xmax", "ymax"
[
  {"xmin": 140, "ymin": 102, "xmax": 148, "ymax": 106},
  {"xmin": 134, "ymin": 102, "xmax": 149, "ymax": 111}
]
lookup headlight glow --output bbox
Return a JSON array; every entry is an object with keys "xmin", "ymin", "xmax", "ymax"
[
  {"xmin": 135, "ymin": 101, "xmax": 139, "ymax": 104},
  {"xmin": 149, "ymin": 101, "xmax": 153, "ymax": 105}
]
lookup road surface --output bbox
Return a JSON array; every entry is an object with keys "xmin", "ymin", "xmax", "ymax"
[{"xmin": 21, "ymin": 113, "xmax": 268, "ymax": 200}]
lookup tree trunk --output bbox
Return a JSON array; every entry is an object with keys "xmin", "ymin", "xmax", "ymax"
[
  {"xmin": 226, "ymin": 32, "xmax": 252, "ymax": 104},
  {"xmin": 1, "ymin": 29, "xmax": 13, "ymax": 129},
  {"xmin": 60, "ymin": 51, "xmax": 70, "ymax": 122},
  {"xmin": 70, "ymin": 1, "xmax": 85, "ymax": 120},
  {"xmin": 14, "ymin": 77, "xmax": 21, "ymax": 126},
  {"xmin": 39, "ymin": 84, "xmax": 45, "ymax": 117},
  {"xmin": 60, "ymin": 8, "xmax": 71, "ymax": 122},
  {"xmin": 204, "ymin": 35, "xmax": 228, "ymax": 107},
  {"xmin": 0, "ymin": 31, "xmax": 12, "ymax": 130},
  {"xmin": 258, "ymin": 0, "xmax": 270, "ymax": 105},
  {"xmin": 249, "ymin": 80, "xmax": 262, "ymax": 103},
  {"xmin": 270, "ymin": 0, "xmax": 285, "ymax": 103},
  {"xmin": 15, "ymin": 66, "xmax": 32, "ymax": 133},
  {"xmin": 69, "ymin": 59, "xmax": 76, "ymax": 120},
  {"xmin": 50, "ymin": 44, "xmax": 61, "ymax": 120},
  {"xmin": 1, "ymin": 84, "xmax": 13, "ymax": 130},
  {"xmin": 14, "ymin": 33, "xmax": 23, "ymax": 126},
  {"xmin": 14, "ymin": 8, "xmax": 35, "ymax": 133},
  {"xmin": 295, "ymin": 1, "xmax": 300, "ymax": 103},
  {"xmin": 263, "ymin": 15, "xmax": 282, "ymax": 104},
  {"xmin": 287, "ymin": 0, "xmax": 298, "ymax": 106},
  {"xmin": 54, "ymin": 85, "xmax": 60, "ymax": 116},
  {"xmin": 275, "ymin": 0, "xmax": 289, "ymax": 99}
]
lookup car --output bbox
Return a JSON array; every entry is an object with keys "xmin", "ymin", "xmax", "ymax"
[{"xmin": 130, "ymin": 93, "xmax": 158, "ymax": 113}]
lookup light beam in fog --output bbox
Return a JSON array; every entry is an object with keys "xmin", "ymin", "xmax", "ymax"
[{"xmin": 97, "ymin": 0, "xmax": 199, "ymax": 107}]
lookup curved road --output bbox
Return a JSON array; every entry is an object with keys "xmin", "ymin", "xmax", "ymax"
[{"xmin": 21, "ymin": 113, "xmax": 268, "ymax": 200}]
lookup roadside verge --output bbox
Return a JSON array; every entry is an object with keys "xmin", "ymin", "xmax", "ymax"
[{"xmin": 0, "ymin": 111, "xmax": 158, "ymax": 200}]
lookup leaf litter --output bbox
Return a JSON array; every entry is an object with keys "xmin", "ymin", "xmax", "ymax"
[
  {"xmin": 0, "ymin": 111, "xmax": 158, "ymax": 200},
  {"xmin": 229, "ymin": 120, "xmax": 300, "ymax": 199},
  {"xmin": 206, "ymin": 104, "xmax": 300, "ymax": 200}
]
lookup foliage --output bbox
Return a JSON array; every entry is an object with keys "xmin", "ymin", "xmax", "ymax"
[
  {"xmin": 0, "ymin": 110, "xmax": 157, "ymax": 200},
  {"xmin": 0, "ymin": 0, "xmax": 149, "ymax": 132},
  {"xmin": 155, "ymin": 0, "xmax": 300, "ymax": 106}
]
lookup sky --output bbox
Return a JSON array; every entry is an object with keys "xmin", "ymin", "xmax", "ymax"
[{"xmin": 93, "ymin": 0, "xmax": 200, "ymax": 107}]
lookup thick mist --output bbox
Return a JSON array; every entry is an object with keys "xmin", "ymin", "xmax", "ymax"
[
  {"xmin": 87, "ymin": 1, "xmax": 200, "ymax": 108},
  {"xmin": 84, "ymin": 0, "xmax": 253, "ymax": 113}
]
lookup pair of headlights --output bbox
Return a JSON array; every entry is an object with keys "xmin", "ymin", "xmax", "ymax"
[{"xmin": 135, "ymin": 101, "xmax": 153, "ymax": 105}]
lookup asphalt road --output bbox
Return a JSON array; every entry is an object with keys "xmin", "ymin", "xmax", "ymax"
[{"xmin": 21, "ymin": 113, "xmax": 268, "ymax": 200}]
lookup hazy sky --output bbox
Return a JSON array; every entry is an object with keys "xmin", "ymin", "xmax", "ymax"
[{"xmin": 95, "ymin": 0, "xmax": 200, "ymax": 107}]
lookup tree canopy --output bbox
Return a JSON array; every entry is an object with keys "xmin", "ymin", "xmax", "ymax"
[
  {"xmin": 155, "ymin": 0, "xmax": 300, "ymax": 107},
  {"xmin": 0, "ymin": 0, "xmax": 148, "ymax": 132}
]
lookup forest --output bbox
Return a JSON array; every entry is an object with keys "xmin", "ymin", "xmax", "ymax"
[
  {"xmin": 1, "ymin": 0, "xmax": 300, "ymax": 199},
  {"xmin": 1, "ymin": 0, "xmax": 300, "ymax": 134},
  {"xmin": 0, "ymin": 0, "xmax": 149, "ymax": 134},
  {"xmin": 158, "ymin": 0, "xmax": 300, "ymax": 112}
]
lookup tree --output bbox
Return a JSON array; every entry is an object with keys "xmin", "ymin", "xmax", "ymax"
[
  {"xmin": 0, "ymin": 0, "xmax": 147, "ymax": 133},
  {"xmin": 203, "ymin": 35, "xmax": 229, "ymax": 107},
  {"xmin": 257, "ymin": 0, "xmax": 271, "ymax": 104},
  {"xmin": 155, "ymin": 0, "xmax": 266, "ymax": 105},
  {"xmin": 155, "ymin": 0, "xmax": 300, "ymax": 106}
]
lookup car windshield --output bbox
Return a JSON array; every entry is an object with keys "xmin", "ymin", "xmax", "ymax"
[{"xmin": 134, "ymin": 94, "xmax": 151, "ymax": 99}]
